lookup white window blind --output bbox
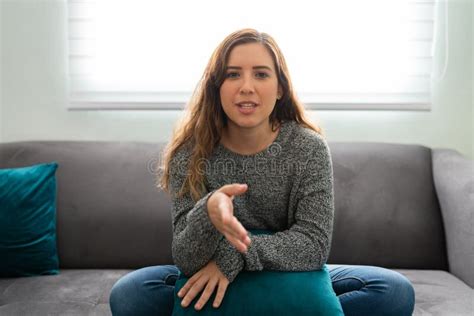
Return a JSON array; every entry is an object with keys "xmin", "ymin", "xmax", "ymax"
[{"xmin": 67, "ymin": 0, "xmax": 439, "ymax": 110}]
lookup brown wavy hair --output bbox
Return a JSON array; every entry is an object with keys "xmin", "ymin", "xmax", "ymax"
[{"xmin": 159, "ymin": 28, "xmax": 323, "ymax": 201}]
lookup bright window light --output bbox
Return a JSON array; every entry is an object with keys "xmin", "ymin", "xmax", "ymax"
[{"xmin": 68, "ymin": 0, "xmax": 437, "ymax": 110}]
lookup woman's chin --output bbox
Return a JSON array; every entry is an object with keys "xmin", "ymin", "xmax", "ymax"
[
  {"xmin": 230, "ymin": 117, "xmax": 258, "ymax": 128},
  {"xmin": 227, "ymin": 118, "xmax": 267, "ymax": 130}
]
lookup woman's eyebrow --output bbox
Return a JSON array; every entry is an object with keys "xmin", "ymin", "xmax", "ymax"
[{"xmin": 226, "ymin": 66, "xmax": 273, "ymax": 72}]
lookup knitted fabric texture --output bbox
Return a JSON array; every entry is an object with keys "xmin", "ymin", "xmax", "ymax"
[{"xmin": 169, "ymin": 120, "xmax": 335, "ymax": 282}]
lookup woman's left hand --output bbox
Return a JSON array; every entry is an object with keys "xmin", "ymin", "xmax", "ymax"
[{"xmin": 177, "ymin": 260, "xmax": 229, "ymax": 310}]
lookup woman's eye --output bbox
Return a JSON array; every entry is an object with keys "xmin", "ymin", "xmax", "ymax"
[
  {"xmin": 256, "ymin": 72, "xmax": 269, "ymax": 78},
  {"xmin": 225, "ymin": 72, "xmax": 239, "ymax": 78}
]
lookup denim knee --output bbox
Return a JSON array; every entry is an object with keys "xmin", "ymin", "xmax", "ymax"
[
  {"xmin": 109, "ymin": 273, "xmax": 139, "ymax": 316},
  {"xmin": 384, "ymin": 270, "xmax": 415, "ymax": 316},
  {"xmin": 330, "ymin": 265, "xmax": 416, "ymax": 316},
  {"xmin": 109, "ymin": 266, "xmax": 178, "ymax": 316}
]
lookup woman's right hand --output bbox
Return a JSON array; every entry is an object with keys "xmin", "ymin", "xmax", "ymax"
[{"xmin": 207, "ymin": 183, "xmax": 251, "ymax": 253}]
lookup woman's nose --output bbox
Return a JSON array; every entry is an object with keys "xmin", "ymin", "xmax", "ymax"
[{"xmin": 239, "ymin": 76, "xmax": 255, "ymax": 94}]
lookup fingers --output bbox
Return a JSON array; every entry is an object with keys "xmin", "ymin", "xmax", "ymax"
[
  {"xmin": 213, "ymin": 279, "xmax": 229, "ymax": 308},
  {"xmin": 178, "ymin": 261, "xmax": 229, "ymax": 310},
  {"xmin": 219, "ymin": 183, "xmax": 248, "ymax": 197},
  {"xmin": 225, "ymin": 232, "xmax": 249, "ymax": 253},
  {"xmin": 223, "ymin": 217, "xmax": 251, "ymax": 246},
  {"xmin": 183, "ymin": 276, "xmax": 229, "ymax": 310},
  {"xmin": 179, "ymin": 275, "xmax": 225, "ymax": 311},
  {"xmin": 220, "ymin": 209, "xmax": 243, "ymax": 235},
  {"xmin": 180, "ymin": 274, "xmax": 208, "ymax": 308},
  {"xmin": 177, "ymin": 271, "xmax": 200, "ymax": 299},
  {"xmin": 225, "ymin": 230, "xmax": 250, "ymax": 252},
  {"xmin": 194, "ymin": 278, "xmax": 218, "ymax": 310},
  {"xmin": 211, "ymin": 183, "xmax": 251, "ymax": 253},
  {"xmin": 212, "ymin": 186, "xmax": 248, "ymax": 240}
]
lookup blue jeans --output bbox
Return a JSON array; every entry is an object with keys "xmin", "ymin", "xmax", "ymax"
[{"xmin": 109, "ymin": 264, "xmax": 415, "ymax": 316}]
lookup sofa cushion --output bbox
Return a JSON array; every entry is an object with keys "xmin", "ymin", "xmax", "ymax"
[
  {"xmin": 172, "ymin": 230, "xmax": 343, "ymax": 315},
  {"xmin": 395, "ymin": 269, "xmax": 474, "ymax": 315},
  {"xmin": 0, "ymin": 269, "xmax": 129, "ymax": 315},
  {"xmin": 0, "ymin": 162, "xmax": 59, "ymax": 277},
  {"xmin": 0, "ymin": 269, "xmax": 471, "ymax": 316},
  {"xmin": 173, "ymin": 265, "xmax": 343, "ymax": 316}
]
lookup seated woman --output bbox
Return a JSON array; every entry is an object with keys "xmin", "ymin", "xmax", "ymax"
[{"xmin": 109, "ymin": 28, "xmax": 415, "ymax": 316}]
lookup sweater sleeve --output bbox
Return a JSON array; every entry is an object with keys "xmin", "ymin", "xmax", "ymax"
[
  {"xmin": 242, "ymin": 139, "xmax": 335, "ymax": 271},
  {"xmin": 169, "ymin": 149, "xmax": 223, "ymax": 277},
  {"xmin": 213, "ymin": 238, "xmax": 245, "ymax": 282}
]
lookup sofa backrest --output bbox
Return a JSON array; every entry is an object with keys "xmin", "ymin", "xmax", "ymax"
[
  {"xmin": 0, "ymin": 141, "xmax": 448, "ymax": 270},
  {"xmin": 1, "ymin": 141, "xmax": 171, "ymax": 269},
  {"xmin": 329, "ymin": 142, "xmax": 447, "ymax": 270}
]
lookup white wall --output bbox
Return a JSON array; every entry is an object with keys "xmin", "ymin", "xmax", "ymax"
[{"xmin": 1, "ymin": 0, "xmax": 473, "ymax": 159}]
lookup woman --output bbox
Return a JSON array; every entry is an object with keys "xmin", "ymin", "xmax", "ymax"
[{"xmin": 109, "ymin": 28, "xmax": 415, "ymax": 316}]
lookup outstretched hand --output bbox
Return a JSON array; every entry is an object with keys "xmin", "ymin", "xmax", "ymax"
[{"xmin": 207, "ymin": 183, "xmax": 251, "ymax": 253}]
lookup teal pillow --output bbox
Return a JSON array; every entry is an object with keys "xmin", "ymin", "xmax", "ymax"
[
  {"xmin": 0, "ymin": 162, "xmax": 59, "ymax": 277},
  {"xmin": 172, "ymin": 230, "xmax": 343, "ymax": 316}
]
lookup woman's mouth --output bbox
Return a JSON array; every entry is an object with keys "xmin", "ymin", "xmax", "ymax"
[{"xmin": 236, "ymin": 102, "xmax": 258, "ymax": 114}]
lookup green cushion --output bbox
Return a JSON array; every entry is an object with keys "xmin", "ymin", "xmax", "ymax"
[
  {"xmin": 0, "ymin": 162, "xmax": 59, "ymax": 277},
  {"xmin": 172, "ymin": 230, "xmax": 343, "ymax": 315}
]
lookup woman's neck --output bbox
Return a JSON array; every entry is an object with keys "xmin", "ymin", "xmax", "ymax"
[{"xmin": 220, "ymin": 122, "xmax": 280, "ymax": 155}]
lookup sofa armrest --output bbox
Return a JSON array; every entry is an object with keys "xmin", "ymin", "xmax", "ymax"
[{"xmin": 432, "ymin": 149, "xmax": 474, "ymax": 288}]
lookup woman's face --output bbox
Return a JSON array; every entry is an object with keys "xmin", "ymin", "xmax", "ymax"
[{"xmin": 219, "ymin": 42, "xmax": 282, "ymax": 132}]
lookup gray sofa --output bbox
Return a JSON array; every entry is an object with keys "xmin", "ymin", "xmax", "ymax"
[{"xmin": 0, "ymin": 141, "xmax": 472, "ymax": 316}]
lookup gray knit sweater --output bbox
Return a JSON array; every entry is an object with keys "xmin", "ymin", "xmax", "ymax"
[{"xmin": 169, "ymin": 120, "xmax": 334, "ymax": 282}]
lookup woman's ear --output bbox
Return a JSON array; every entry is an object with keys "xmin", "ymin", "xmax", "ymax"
[{"xmin": 277, "ymin": 85, "xmax": 283, "ymax": 99}]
